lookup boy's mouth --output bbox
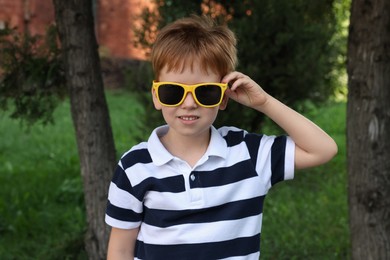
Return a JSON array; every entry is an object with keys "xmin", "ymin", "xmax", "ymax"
[{"xmin": 179, "ymin": 116, "xmax": 199, "ymax": 121}]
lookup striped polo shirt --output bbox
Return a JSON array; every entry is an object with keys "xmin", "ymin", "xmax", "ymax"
[{"xmin": 106, "ymin": 125, "xmax": 295, "ymax": 259}]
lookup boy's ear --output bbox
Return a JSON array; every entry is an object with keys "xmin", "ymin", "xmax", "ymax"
[
  {"xmin": 151, "ymin": 88, "xmax": 162, "ymax": 110},
  {"xmin": 219, "ymin": 95, "xmax": 229, "ymax": 111}
]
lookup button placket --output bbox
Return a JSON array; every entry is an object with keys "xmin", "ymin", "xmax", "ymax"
[
  {"xmin": 174, "ymin": 159, "xmax": 192, "ymax": 192},
  {"xmin": 189, "ymin": 172, "xmax": 203, "ymax": 203},
  {"xmin": 174, "ymin": 159, "xmax": 204, "ymax": 204}
]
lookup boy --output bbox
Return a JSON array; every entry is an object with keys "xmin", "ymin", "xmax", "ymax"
[{"xmin": 105, "ymin": 15, "xmax": 337, "ymax": 260}]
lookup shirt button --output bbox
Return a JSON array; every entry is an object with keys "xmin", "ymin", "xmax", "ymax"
[{"xmin": 190, "ymin": 174, "xmax": 196, "ymax": 181}]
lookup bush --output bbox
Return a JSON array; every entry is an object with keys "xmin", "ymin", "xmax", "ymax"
[{"xmin": 0, "ymin": 24, "xmax": 65, "ymax": 126}]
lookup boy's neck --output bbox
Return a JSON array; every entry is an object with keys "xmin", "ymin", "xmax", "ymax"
[{"xmin": 160, "ymin": 128, "xmax": 211, "ymax": 167}]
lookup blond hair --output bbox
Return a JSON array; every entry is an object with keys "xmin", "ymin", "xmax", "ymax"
[{"xmin": 151, "ymin": 15, "xmax": 237, "ymax": 80}]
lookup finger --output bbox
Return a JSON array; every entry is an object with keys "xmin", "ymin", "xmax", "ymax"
[
  {"xmin": 229, "ymin": 77, "xmax": 251, "ymax": 91},
  {"xmin": 221, "ymin": 71, "xmax": 244, "ymax": 84}
]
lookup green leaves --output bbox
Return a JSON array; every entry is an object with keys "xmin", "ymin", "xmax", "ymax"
[{"xmin": 0, "ymin": 24, "xmax": 66, "ymax": 126}]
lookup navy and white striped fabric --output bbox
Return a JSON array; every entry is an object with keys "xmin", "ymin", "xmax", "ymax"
[{"xmin": 106, "ymin": 125, "xmax": 295, "ymax": 259}]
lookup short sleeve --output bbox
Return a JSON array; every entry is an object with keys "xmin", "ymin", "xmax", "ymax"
[{"xmin": 105, "ymin": 163, "xmax": 143, "ymax": 229}]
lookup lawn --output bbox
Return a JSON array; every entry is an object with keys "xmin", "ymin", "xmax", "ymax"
[{"xmin": 0, "ymin": 91, "xmax": 349, "ymax": 259}]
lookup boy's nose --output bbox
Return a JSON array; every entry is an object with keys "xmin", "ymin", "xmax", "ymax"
[{"xmin": 181, "ymin": 93, "xmax": 198, "ymax": 108}]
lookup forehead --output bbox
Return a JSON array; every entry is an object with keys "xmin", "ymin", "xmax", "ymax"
[
  {"xmin": 159, "ymin": 62, "xmax": 221, "ymax": 84},
  {"xmin": 155, "ymin": 50, "xmax": 224, "ymax": 78}
]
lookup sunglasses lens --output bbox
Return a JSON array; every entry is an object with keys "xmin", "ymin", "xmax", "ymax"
[
  {"xmin": 195, "ymin": 85, "xmax": 222, "ymax": 106},
  {"xmin": 158, "ymin": 84, "xmax": 185, "ymax": 105}
]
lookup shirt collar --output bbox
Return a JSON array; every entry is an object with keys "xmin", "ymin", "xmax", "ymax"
[
  {"xmin": 147, "ymin": 125, "xmax": 172, "ymax": 166},
  {"xmin": 206, "ymin": 126, "xmax": 228, "ymax": 158},
  {"xmin": 148, "ymin": 125, "xmax": 228, "ymax": 166}
]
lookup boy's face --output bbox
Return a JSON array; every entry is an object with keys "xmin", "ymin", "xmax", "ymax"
[{"xmin": 152, "ymin": 63, "xmax": 228, "ymax": 138}]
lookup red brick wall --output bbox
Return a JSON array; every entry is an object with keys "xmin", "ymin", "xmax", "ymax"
[
  {"xmin": 28, "ymin": 0, "xmax": 55, "ymax": 35},
  {"xmin": 97, "ymin": 0, "xmax": 151, "ymax": 60},
  {"xmin": 0, "ymin": 0, "xmax": 24, "ymax": 30},
  {"xmin": 0, "ymin": 0, "xmax": 54, "ymax": 33},
  {"xmin": 0, "ymin": 0, "xmax": 150, "ymax": 60}
]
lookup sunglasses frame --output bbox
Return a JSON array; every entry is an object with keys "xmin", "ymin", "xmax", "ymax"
[{"xmin": 152, "ymin": 81, "xmax": 228, "ymax": 108}]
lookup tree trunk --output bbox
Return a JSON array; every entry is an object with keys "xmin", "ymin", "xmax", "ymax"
[
  {"xmin": 52, "ymin": 0, "xmax": 116, "ymax": 259},
  {"xmin": 347, "ymin": 0, "xmax": 390, "ymax": 259}
]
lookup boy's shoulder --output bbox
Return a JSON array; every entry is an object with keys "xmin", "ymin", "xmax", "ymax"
[
  {"xmin": 119, "ymin": 125, "xmax": 164, "ymax": 161},
  {"xmin": 119, "ymin": 141, "xmax": 151, "ymax": 169},
  {"xmin": 217, "ymin": 126, "xmax": 246, "ymax": 136},
  {"xmin": 217, "ymin": 126, "xmax": 263, "ymax": 146},
  {"xmin": 121, "ymin": 141, "xmax": 148, "ymax": 158},
  {"xmin": 118, "ymin": 125, "xmax": 170, "ymax": 168}
]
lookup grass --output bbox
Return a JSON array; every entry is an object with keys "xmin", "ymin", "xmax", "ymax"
[
  {"xmin": 0, "ymin": 91, "xmax": 349, "ymax": 259},
  {"xmin": 0, "ymin": 99, "xmax": 85, "ymax": 259}
]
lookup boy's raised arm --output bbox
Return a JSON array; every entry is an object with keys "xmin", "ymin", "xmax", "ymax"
[
  {"xmin": 256, "ymin": 95, "xmax": 338, "ymax": 169},
  {"xmin": 223, "ymin": 71, "xmax": 338, "ymax": 169}
]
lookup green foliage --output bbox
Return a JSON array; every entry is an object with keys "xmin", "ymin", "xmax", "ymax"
[
  {"xmin": 133, "ymin": 0, "xmax": 350, "ymax": 132},
  {"xmin": 230, "ymin": 0, "xmax": 337, "ymax": 102},
  {"xmin": 0, "ymin": 24, "xmax": 66, "ymax": 126},
  {"xmin": 330, "ymin": 0, "xmax": 351, "ymax": 101},
  {"xmin": 0, "ymin": 92, "xmax": 349, "ymax": 258},
  {"xmin": 218, "ymin": 0, "xmax": 349, "ymax": 131}
]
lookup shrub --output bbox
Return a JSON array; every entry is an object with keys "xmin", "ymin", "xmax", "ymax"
[{"xmin": 0, "ymin": 24, "xmax": 65, "ymax": 126}]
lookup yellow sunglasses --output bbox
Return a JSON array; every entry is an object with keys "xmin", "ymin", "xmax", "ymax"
[{"xmin": 152, "ymin": 81, "xmax": 228, "ymax": 108}]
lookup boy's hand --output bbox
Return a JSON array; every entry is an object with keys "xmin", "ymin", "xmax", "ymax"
[
  {"xmin": 223, "ymin": 71, "xmax": 337, "ymax": 169},
  {"xmin": 222, "ymin": 71, "xmax": 268, "ymax": 110}
]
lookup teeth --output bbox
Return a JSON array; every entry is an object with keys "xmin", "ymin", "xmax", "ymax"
[{"xmin": 180, "ymin": 116, "xmax": 198, "ymax": 121}]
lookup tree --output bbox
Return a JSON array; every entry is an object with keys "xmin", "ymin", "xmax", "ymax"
[
  {"xmin": 347, "ymin": 0, "xmax": 390, "ymax": 259},
  {"xmin": 52, "ymin": 0, "xmax": 116, "ymax": 259}
]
